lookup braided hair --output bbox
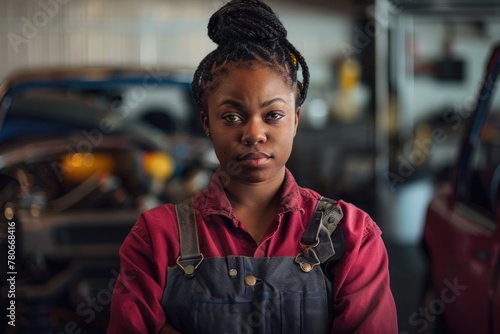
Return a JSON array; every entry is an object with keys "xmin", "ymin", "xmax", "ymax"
[{"xmin": 192, "ymin": 0, "xmax": 310, "ymax": 111}]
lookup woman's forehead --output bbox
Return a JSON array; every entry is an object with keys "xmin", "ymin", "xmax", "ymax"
[{"xmin": 212, "ymin": 65, "xmax": 294, "ymax": 95}]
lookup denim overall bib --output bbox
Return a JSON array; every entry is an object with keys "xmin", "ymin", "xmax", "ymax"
[{"xmin": 162, "ymin": 197, "xmax": 344, "ymax": 334}]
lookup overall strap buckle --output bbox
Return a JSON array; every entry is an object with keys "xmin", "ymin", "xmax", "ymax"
[
  {"xmin": 175, "ymin": 198, "xmax": 204, "ymax": 278},
  {"xmin": 176, "ymin": 254, "xmax": 204, "ymax": 278},
  {"xmin": 295, "ymin": 197, "xmax": 344, "ymax": 274}
]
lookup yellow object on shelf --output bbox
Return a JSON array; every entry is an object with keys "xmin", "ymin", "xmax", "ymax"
[
  {"xmin": 62, "ymin": 153, "xmax": 114, "ymax": 181},
  {"xmin": 143, "ymin": 152, "xmax": 175, "ymax": 182}
]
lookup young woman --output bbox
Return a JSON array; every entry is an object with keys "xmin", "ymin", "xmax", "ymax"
[{"xmin": 107, "ymin": 1, "xmax": 398, "ymax": 333}]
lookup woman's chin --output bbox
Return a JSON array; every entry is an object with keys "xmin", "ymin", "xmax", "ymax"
[{"xmin": 220, "ymin": 166, "xmax": 285, "ymax": 186}]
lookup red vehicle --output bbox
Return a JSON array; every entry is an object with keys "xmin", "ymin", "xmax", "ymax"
[{"xmin": 422, "ymin": 44, "xmax": 500, "ymax": 334}]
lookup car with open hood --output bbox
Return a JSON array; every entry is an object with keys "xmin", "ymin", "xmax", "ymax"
[{"xmin": 0, "ymin": 67, "xmax": 217, "ymax": 333}]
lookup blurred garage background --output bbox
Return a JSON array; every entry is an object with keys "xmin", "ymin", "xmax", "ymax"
[{"xmin": 1, "ymin": 0, "xmax": 500, "ymax": 333}]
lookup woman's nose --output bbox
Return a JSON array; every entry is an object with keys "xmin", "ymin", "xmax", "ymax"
[{"xmin": 241, "ymin": 119, "xmax": 267, "ymax": 145}]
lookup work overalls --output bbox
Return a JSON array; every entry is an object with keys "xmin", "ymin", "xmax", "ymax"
[{"xmin": 161, "ymin": 197, "xmax": 344, "ymax": 334}]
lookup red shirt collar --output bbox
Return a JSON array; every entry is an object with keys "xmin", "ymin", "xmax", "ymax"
[{"xmin": 194, "ymin": 168, "xmax": 305, "ymax": 221}]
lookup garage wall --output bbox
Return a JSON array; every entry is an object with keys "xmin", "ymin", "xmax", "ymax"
[
  {"xmin": 0, "ymin": 0, "xmax": 353, "ymax": 86},
  {"xmin": 411, "ymin": 19, "xmax": 500, "ymax": 121}
]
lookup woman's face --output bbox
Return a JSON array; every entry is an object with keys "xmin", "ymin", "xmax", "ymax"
[{"xmin": 202, "ymin": 63, "xmax": 300, "ymax": 184}]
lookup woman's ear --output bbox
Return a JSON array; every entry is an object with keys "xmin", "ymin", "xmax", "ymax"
[
  {"xmin": 294, "ymin": 107, "xmax": 301, "ymax": 137},
  {"xmin": 200, "ymin": 111, "xmax": 210, "ymax": 138}
]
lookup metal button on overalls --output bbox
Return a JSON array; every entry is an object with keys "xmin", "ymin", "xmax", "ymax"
[
  {"xmin": 244, "ymin": 275, "xmax": 257, "ymax": 286},
  {"xmin": 229, "ymin": 268, "xmax": 238, "ymax": 278}
]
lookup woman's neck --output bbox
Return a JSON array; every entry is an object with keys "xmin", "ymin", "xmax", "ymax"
[
  {"xmin": 223, "ymin": 171, "xmax": 285, "ymax": 210},
  {"xmin": 222, "ymin": 171, "xmax": 285, "ymax": 243}
]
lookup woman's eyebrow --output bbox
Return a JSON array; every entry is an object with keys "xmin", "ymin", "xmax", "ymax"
[
  {"xmin": 218, "ymin": 97, "xmax": 287, "ymax": 109},
  {"xmin": 218, "ymin": 99, "xmax": 244, "ymax": 109},
  {"xmin": 260, "ymin": 97, "xmax": 287, "ymax": 108}
]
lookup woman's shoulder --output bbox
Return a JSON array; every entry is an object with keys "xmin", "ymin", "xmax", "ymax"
[
  {"xmin": 291, "ymin": 179, "xmax": 379, "ymax": 239},
  {"xmin": 131, "ymin": 203, "xmax": 179, "ymax": 242},
  {"xmin": 141, "ymin": 202, "xmax": 177, "ymax": 221},
  {"xmin": 335, "ymin": 199, "xmax": 382, "ymax": 243}
]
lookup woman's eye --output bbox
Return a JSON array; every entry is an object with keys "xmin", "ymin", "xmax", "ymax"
[
  {"xmin": 223, "ymin": 114, "xmax": 241, "ymax": 122},
  {"xmin": 266, "ymin": 113, "xmax": 284, "ymax": 121}
]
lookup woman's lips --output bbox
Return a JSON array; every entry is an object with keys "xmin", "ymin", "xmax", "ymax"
[{"xmin": 238, "ymin": 152, "xmax": 271, "ymax": 167}]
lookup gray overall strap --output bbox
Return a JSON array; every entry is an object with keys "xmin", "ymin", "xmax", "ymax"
[
  {"xmin": 175, "ymin": 198, "xmax": 204, "ymax": 278},
  {"xmin": 295, "ymin": 196, "xmax": 344, "ymax": 274}
]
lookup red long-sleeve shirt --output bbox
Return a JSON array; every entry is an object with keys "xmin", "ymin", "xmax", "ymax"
[{"xmin": 107, "ymin": 169, "xmax": 398, "ymax": 333}]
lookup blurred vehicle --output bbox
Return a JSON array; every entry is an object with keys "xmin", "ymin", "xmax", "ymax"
[
  {"xmin": 0, "ymin": 67, "xmax": 217, "ymax": 333},
  {"xmin": 421, "ymin": 44, "xmax": 500, "ymax": 334}
]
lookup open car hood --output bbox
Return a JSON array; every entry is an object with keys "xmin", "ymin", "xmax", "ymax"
[{"xmin": 0, "ymin": 67, "xmax": 193, "ymax": 146}]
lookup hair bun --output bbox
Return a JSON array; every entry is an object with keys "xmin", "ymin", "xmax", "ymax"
[{"xmin": 208, "ymin": 0, "xmax": 287, "ymax": 45}]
